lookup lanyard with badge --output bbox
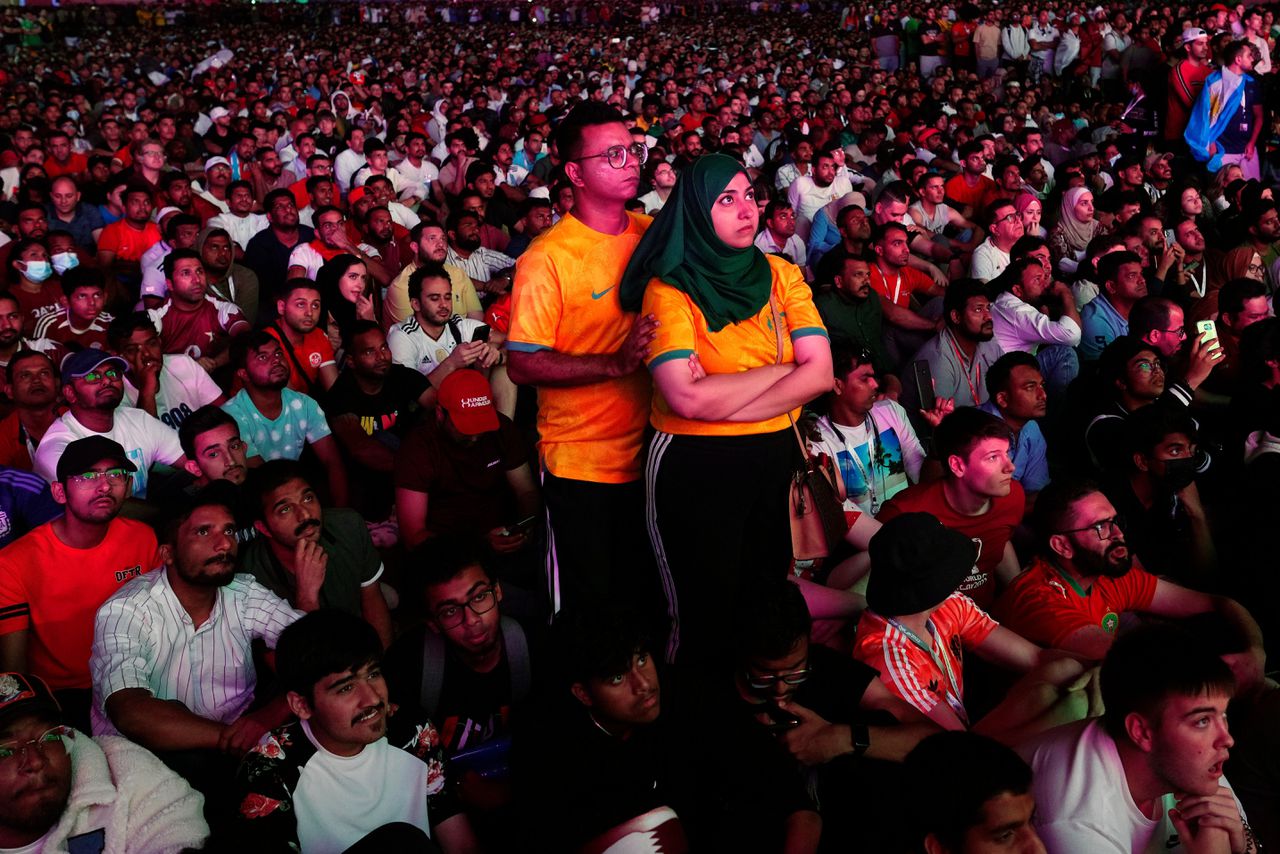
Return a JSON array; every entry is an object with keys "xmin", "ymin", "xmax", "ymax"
[
  {"xmin": 945, "ymin": 328, "xmax": 982, "ymax": 404},
  {"xmin": 875, "ymin": 263, "xmax": 902, "ymax": 305},
  {"xmin": 887, "ymin": 616, "xmax": 969, "ymax": 726},
  {"xmin": 834, "ymin": 411, "xmax": 883, "ymax": 514}
]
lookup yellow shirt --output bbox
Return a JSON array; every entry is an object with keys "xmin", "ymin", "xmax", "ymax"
[
  {"xmin": 643, "ymin": 254, "xmax": 828, "ymax": 436},
  {"xmin": 508, "ymin": 211, "xmax": 653, "ymax": 483},
  {"xmin": 382, "ymin": 261, "xmax": 482, "ymax": 328}
]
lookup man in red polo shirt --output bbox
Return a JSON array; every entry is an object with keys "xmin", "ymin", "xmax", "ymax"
[
  {"xmin": 877, "ymin": 407, "xmax": 1023, "ymax": 611},
  {"xmin": 96, "ymin": 184, "xmax": 162, "ymax": 275}
]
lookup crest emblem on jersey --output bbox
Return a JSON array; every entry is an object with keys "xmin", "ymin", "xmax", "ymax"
[
  {"xmin": 309, "ymin": 352, "xmax": 322, "ymax": 367},
  {"xmin": 1101, "ymin": 612, "xmax": 1119, "ymax": 634},
  {"xmin": 0, "ymin": 674, "xmax": 19, "ymax": 702},
  {"xmin": 0, "ymin": 511, "xmax": 11, "ymax": 539}
]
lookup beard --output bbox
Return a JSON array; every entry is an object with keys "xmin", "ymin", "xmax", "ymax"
[{"xmin": 1076, "ymin": 540, "xmax": 1132, "ymax": 578}]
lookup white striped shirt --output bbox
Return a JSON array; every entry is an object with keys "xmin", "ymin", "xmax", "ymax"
[{"xmin": 90, "ymin": 569, "xmax": 303, "ymax": 737}]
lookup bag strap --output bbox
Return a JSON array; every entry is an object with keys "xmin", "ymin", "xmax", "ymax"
[
  {"xmin": 500, "ymin": 616, "xmax": 532, "ymax": 703},
  {"xmin": 419, "ymin": 628, "xmax": 447, "ymax": 718},
  {"xmin": 271, "ymin": 322, "xmax": 323, "ymax": 398}
]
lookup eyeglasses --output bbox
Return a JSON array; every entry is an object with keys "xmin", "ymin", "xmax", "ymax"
[
  {"xmin": 995, "ymin": 212, "xmax": 1019, "ymax": 225},
  {"xmin": 572, "ymin": 142, "xmax": 649, "ymax": 169},
  {"xmin": 1248, "ymin": 263, "xmax": 1266, "ymax": 274},
  {"xmin": 71, "ymin": 468, "xmax": 127, "ymax": 485},
  {"xmin": 433, "ymin": 587, "xmax": 498, "ymax": 628},
  {"xmin": 1058, "ymin": 515, "xmax": 1125, "ymax": 541},
  {"xmin": 0, "ymin": 725, "xmax": 72, "ymax": 765},
  {"xmin": 1161, "ymin": 328, "xmax": 1188, "ymax": 339},
  {"xmin": 79, "ymin": 367, "xmax": 121, "ymax": 384},
  {"xmin": 745, "ymin": 668, "xmax": 812, "ymax": 691},
  {"xmin": 1132, "ymin": 359, "xmax": 1164, "ymax": 374}
]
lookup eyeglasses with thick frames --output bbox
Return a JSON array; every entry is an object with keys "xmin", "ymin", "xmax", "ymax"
[
  {"xmin": 1131, "ymin": 359, "xmax": 1164, "ymax": 374},
  {"xmin": 745, "ymin": 668, "xmax": 813, "ymax": 691},
  {"xmin": 433, "ymin": 587, "xmax": 498, "ymax": 628},
  {"xmin": 1058, "ymin": 516, "xmax": 1125, "ymax": 541},
  {"xmin": 70, "ymin": 468, "xmax": 128, "ymax": 486},
  {"xmin": 0, "ymin": 725, "xmax": 73, "ymax": 765},
  {"xmin": 573, "ymin": 142, "xmax": 649, "ymax": 169},
  {"xmin": 79, "ymin": 367, "xmax": 121, "ymax": 384}
]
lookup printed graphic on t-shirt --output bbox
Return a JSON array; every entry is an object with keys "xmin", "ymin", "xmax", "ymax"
[{"xmin": 835, "ymin": 427, "xmax": 908, "ymax": 509}]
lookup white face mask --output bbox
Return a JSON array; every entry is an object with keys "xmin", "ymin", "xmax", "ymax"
[
  {"xmin": 51, "ymin": 252, "xmax": 79, "ymax": 276},
  {"xmin": 21, "ymin": 260, "xmax": 52, "ymax": 283}
]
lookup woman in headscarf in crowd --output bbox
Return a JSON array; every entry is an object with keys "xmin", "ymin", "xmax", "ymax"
[
  {"xmin": 1048, "ymin": 186, "xmax": 1099, "ymax": 275},
  {"xmin": 1015, "ymin": 192, "xmax": 1046, "ymax": 239},
  {"xmin": 618, "ymin": 153, "xmax": 833, "ymax": 667},
  {"xmin": 316, "ymin": 253, "xmax": 377, "ymax": 357}
]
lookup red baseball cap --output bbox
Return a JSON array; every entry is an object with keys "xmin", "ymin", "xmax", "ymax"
[{"xmin": 438, "ymin": 369, "xmax": 500, "ymax": 435}]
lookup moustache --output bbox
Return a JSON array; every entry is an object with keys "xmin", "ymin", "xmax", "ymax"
[
  {"xmin": 294, "ymin": 519, "xmax": 321, "ymax": 538},
  {"xmin": 204, "ymin": 553, "xmax": 235, "ymax": 568}
]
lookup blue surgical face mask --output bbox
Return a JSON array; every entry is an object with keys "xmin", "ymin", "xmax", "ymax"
[
  {"xmin": 67, "ymin": 109, "xmax": 80, "ymax": 121},
  {"xmin": 51, "ymin": 252, "xmax": 79, "ymax": 276},
  {"xmin": 22, "ymin": 260, "xmax": 52, "ymax": 283}
]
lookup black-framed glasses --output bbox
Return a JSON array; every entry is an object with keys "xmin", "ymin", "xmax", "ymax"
[
  {"xmin": 0, "ymin": 725, "xmax": 73, "ymax": 765},
  {"xmin": 573, "ymin": 142, "xmax": 648, "ymax": 169},
  {"xmin": 434, "ymin": 587, "xmax": 498, "ymax": 628},
  {"xmin": 71, "ymin": 468, "xmax": 128, "ymax": 486},
  {"xmin": 1058, "ymin": 515, "xmax": 1125, "ymax": 541},
  {"xmin": 80, "ymin": 367, "xmax": 121, "ymax": 384},
  {"xmin": 994, "ymin": 211, "xmax": 1019, "ymax": 225},
  {"xmin": 1162, "ymin": 328, "xmax": 1188, "ymax": 339},
  {"xmin": 745, "ymin": 668, "xmax": 812, "ymax": 691},
  {"xmin": 1132, "ymin": 359, "xmax": 1164, "ymax": 374}
]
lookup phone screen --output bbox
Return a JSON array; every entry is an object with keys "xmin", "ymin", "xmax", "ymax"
[{"xmin": 912, "ymin": 361, "xmax": 937, "ymax": 412}]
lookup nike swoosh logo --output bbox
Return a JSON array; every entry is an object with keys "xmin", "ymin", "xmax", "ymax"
[{"xmin": 591, "ymin": 286, "xmax": 615, "ymax": 300}]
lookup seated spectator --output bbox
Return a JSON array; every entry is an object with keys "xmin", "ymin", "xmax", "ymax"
[
  {"xmin": 139, "ymin": 212, "xmax": 201, "ymax": 306},
  {"xmin": 46, "ymin": 174, "xmax": 104, "ymax": 250},
  {"xmin": 148, "ymin": 248, "xmax": 251, "ymax": 374},
  {"xmin": 0, "ymin": 292, "xmax": 62, "ymax": 374},
  {"xmin": 240, "ymin": 459, "xmax": 392, "ymax": 647},
  {"xmin": 0, "ymin": 463, "xmax": 61, "ymax": 548},
  {"xmin": 95, "ymin": 183, "xmax": 161, "ymax": 277},
  {"xmin": 877, "ymin": 408, "xmax": 1024, "ymax": 609},
  {"xmin": 324, "ymin": 321, "xmax": 431, "ymax": 524},
  {"xmin": 853, "ymin": 513, "xmax": 1097, "ymax": 739},
  {"xmin": 207, "ymin": 180, "xmax": 269, "ymax": 252},
  {"xmin": 220, "ymin": 331, "xmax": 348, "ymax": 505},
  {"xmin": 389, "ymin": 262, "xmax": 498, "ymax": 378},
  {"xmin": 947, "ymin": 142, "xmax": 1003, "ymax": 223},
  {"xmin": 1102, "ymin": 405, "xmax": 1216, "ymax": 587},
  {"xmin": 446, "ymin": 209, "xmax": 516, "ymax": 293},
  {"xmin": 1023, "ymin": 625, "xmax": 1249, "ymax": 854},
  {"xmin": 0, "ymin": 437, "xmax": 160, "ymax": 730},
  {"xmin": 989, "ymin": 256, "xmax": 1082, "ymax": 397},
  {"xmin": 264, "ymin": 278, "xmax": 337, "ymax": 395},
  {"xmin": 33, "ymin": 350, "xmax": 185, "ymax": 500},
  {"xmin": 900, "ymin": 731, "xmax": 1044, "ymax": 854},
  {"xmin": 869, "ymin": 222, "xmax": 944, "ymax": 368},
  {"xmin": 0, "ymin": 349, "xmax": 62, "ymax": 471},
  {"xmin": 996, "ymin": 479, "xmax": 1264, "ymax": 665},
  {"xmin": 90, "ymin": 487, "xmax": 302, "ymax": 820},
  {"xmin": 7, "ymin": 238, "xmax": 64, "ymax": 336},
  {"xmin": 287, "ymin": 206, "xmax": 378, "ymax": 282},
  {"xmin": 0, "ymin": 671, "xmax": 209, "ymax": 852},
  {"xmin": 754, "ymin": 200, "xmax": 808, "ymax": 272},
  {"xmin": 503, "ymin": 197, "xmax": 554, "ymax": 260},
  {"xmin": 814, "ymin": 254, "xmax": 893, "ymax": 377},
  {"xmin": 232, "ymin": 609, "xmax": 479, "ymax": 852},
  {"xmin": 1208, "ymin": 276, "xmax": 1272, "ymax": 394},
  {"xmin": 32, "ymin": 266, "xmax": 113, "ymax": 350},
  {"xmin": 178, "ymin": 405, "xmax": 257, "ymax": 490},
  {"xmin": 980, "ymin": 351, "xmax": 1051, "ymax": 503},
  {"xmin": 111, "ymin": 312, "xmax": 225, "ymax": 432},
  {"xmin": 1128, "ymin": 295, "xmax": 1223, "ymax": 396},
  {"xmin": 1079, "ymin": 250, "xmax": 1146, "ymax": 362},
  {"xmin": 243, "ymin": 189, "xmax": 315, "ymax": 317},
  {"xmin": 969, "ymin": 199, "xmax": 1026, "ymax": 283},
  {"xmin": 385, "ymin": 221, "xmax": 484, "ymax": 328},
  {"xmin": 198, "ymin": 226, "xmax": 261, "ymax": 328},
  {"xmin": 395, "ymin": 369, "xmax": 539, "ymax": 553},
  {"xmin": 904, "ymin": 279, "xmax": 1003, "ymax": 410}
]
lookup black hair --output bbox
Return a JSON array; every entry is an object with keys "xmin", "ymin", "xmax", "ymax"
[
  {"xmin": 552, "ymin": 101, "xmax": 626, "ymax": 161},
  {"xmin": 1128, "ymin": 296, "xmax": 1179, "ymax": 342},
  {"xmin": 1009, "ymin": 235, "xmax": 1048, "ymax": 260},
  {"xmin": 158, "ymin": 480, "xmax": 240, "ymax": 547},
  {"xmin": 1031, "ymin": 477, "xmax": 1103, "ymax": 542},
  {"xmin": 276, "ymin": 609, "xmax": 383, "ymax": 703},
  {"xmin": 59, "ymin": 265, "xmax": 105, "ymax": 299},
  {"xmin": 934, "ymin": 407, "xmax": 1014, "ymax": 471},
  {"xmin": 162, "ymin": 247, "xmax": 201, "ymax": 281},
  {"xmin": 830, "ymin": 338, "xmax": 877, "ymax": 379},
  {"xmin": 901, "ymin": 732, "xmax": 1034, "ymax": 852},
  {"xmin": 415, "ymin": 537, "xmax": 495, "ymax": 606},
  {"xmin": 177, "ymin": 404, "xmax": 241, "ymax": 459},
  {"xmin": 263, "ymin": 188, "xmax": 294, "ymax": 212},
  {"xmin": 163, "ymin": 213, "xmax": 200, "ymax": 241},
  {"xmin": 1096, "ymin": 335, "xmax": 1161, "ymax": 397},
  {"xmin": 244, "ymin": 458, "xmax": 314, "ymax": 521},
  {"xmin": 1220, "ymin": 277, "xmax": 1269, "ymax": 317},
  {"xmin": 553, "ymin": 606, "xmax": 651, "ymax": 687},
  {"xmin": 1101, "ymin": 624, "xmax": 1234, "ymax": 739},
  {"xmin": 106, "ymin": 311, "xmax": 157, "ymax": 350},
  {"xmin": 943, "ymin": 277, "xmax": 990, "ymax": 320},
  {"xmin": 275, "ymin": 276, "xmax": 321, "ymax": 302},
  {"xmin": 985, "ymin": 350, "xmax": 1041, "ymax": 400},
  {"xmin": 764, "ymin": 199, "xmax": 793, "ymax": 221},
  {"xmin": 1126, "ymin": 403, "xmax": 1199, "ymax": 460},
  {"xmin": 1097, "ymin": 250, "xmax": 1142, "ymax": 286},
  {"xmin": 731, "ymin": 576, "xmax": 812, "ymax": 662},
  {"xmin": 229, "ymin": 328, "xmax": 281, "ymax": 373},
  {"xmin": 5, "ymin": 349, "xmax": 55, "ymax": 385},
  {"xmin": 408, "ymin": 261, "xmax": 452, "ymax": 304}
]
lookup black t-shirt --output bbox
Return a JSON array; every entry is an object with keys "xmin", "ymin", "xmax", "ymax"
[
  {"xmin": 1217, "ymin": 77, "xmax": 1262, "ymax": 153},
  {"xmin": 325, "ymin": 364, "xmax": 429, "ymax": 438},
  {"xmin": 919, "ymin": 22, "xmax": 942, "ymax": 56}
]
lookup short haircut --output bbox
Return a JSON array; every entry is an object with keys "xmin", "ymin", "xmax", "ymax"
[
  {"xmin": 464, "ymin": 160, "xmax": 494, "ymax": 185},
  {"xmin": 934, "ymin": 407, "xmax": 1014, "ymax": 469},
  {"xmin": 552, "ymin": 606, "xmax": 651, "ymax": 687},
  {"xmin": 164, "ymin": 213, "xmax": 200, "ymax": 241},
  {"xmin": 1126, "ymin": 403, "xmax": 1198, "ymax": 459},
  {"xmin": 163, "ymin": 247, "xmax": 201, "ymax": 281},
  {"xmin": 446, "ymin": 208, "xmax": 481, "ymax": 234},
  {"xmin": 1220, "ymin": 277, "xmax": 1269, "ymax": 316},
  {"xmin": 1224, "ymin": 39, "xmax": 1256, "ymax": 67},
  {"xmin": 5, "ymin": 349, "xmax": 55, "ymax": 385},
  {"xmin": 732, "ymin": 576, "xmax": 811, "ymax": 662},
  {"xmin": 245, "ymin": 458, "xmax": 314, "ymax": 521},
  {"xmin": 902, "ymin": 732, "xmax": 1034, "ymax": 852},
  {"xmin": 275, "ymin": 276, "xmax": 321, "ymax": 302},
  {"xmin": 871, "ymin": 220, "xmax": 908, "ymax": 244},
  {"xmin": 276, "ymin": 609, "xmax": 383, "ymax": 703},
  {"xmin": 415, "ymin": 537, "xmax": 495, "ymax": 605},
  {"xmin": 830, "ymin": 339, "xmax": 877, "ymax": 379},
  {"xmin": 943, "ymin": 277, "xmax": 989, "ymax": 320},
  {"xmin": 342, "ymin": 318, "xmax": 383, "ymax": 353},
  {"xmin": 362, "ymin": 137, "xmax": 386, "ymax": 154},
  {"xmin": 59, "ymin": 266, "xmax": 105, "ymax": 299},
  {"xmin": 982, "ymin": 198, "xmax": 1016, "ymax": 229},
  {"xmin": 1101, "ymin": 624, "xmax": 1234, "ymax": 739},
  {"xmin": 1009, "ymin": 235, "xmax": 1048, "ymax": 260},
  {"xmin": 1129, "ymin": 296, "xmax": 1179, "ymax": 341},
  {"xmin": 178, "ymin": 404, "xmax": 241, "ymax": 459},
  {"xmin": 1031, "ymin": 477, "xmax": 1102, "ymax": 541},
  {"xmin": 519, "ymin": 197, "xmax": 552, "ymax": 219},
  {"xmin": 1097, "ymin": 250, "xmax": 1142, "ymax": 285},
  {"xmin": 984, "ymin": 350, "xmax": 1041, "ymax": 400},
  {"xmin": 764, "ymin": 199, "xmax": 793, "ymax": 221},
  {"xmin": 227, "ymin": 179, "xmax": 253, "ymax": 197},
  {"xmin": 958, "ymin": 139, "xmax": 985, "ymax": 160},
  {"xmin": 408, "ymin": 261, "xmax": 451, "ymax": 303},
  {"xmin": 1097, "ymin": 335, "xmax": 1160, "ymax": 394},
  {"xmin": 106, "ymin": 311, "xmax": 157, "ymax": 349},
  {"xmin": 263, "ymin": 188, "xmax": 294, "ymax": 211},
  {"xmin": 552, "ymin": 101, "xmax": 626, "ymax": 161},
  {"xmin": 230, "ymin": 328, "xmax": 281, "ymax": 372},
  {"xmin": 159, "ymin": 170, "xmax": 190, "ymax": 192}
]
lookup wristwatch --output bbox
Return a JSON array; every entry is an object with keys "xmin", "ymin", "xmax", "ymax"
[{"xmin": 851, "ymin": 722, "xmax": 871, "ymax": 757}]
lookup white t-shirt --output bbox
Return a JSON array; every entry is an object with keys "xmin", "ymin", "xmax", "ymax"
[
  {"xmin": 121, "ymin": 355, "xmax": 223, "ymax": 432},
  {"xmin": 387, "ymin": 316, "xmax": 485, "ymax": 376},
  {"xmin": 33, "ymin": 408, "xmax": 184, "ymax": 498},
  {"xmin": 293, "ymin": 720, "xmax": 436, "ymax": 854},
  {"xmin": 139, "ymin": 239, "xmax": 173, "ymax": 299},
  {"xmin": 288, "ymin": 243, "xmax": 329, "ymax": 280},
  {"xmin": 808, "ymin": 401, "xmax": 925, "ymax": 516},
  {"xmin": 207, "ymin": 212, "xmax": 270, "ymax": 251},
  {"xmin": 333, "ymin": 149, "xmax": 365, "ymax": 192},
  {"xmin": 1023, "ymin": 719, "xmax": 1246, "ymax": 854}
]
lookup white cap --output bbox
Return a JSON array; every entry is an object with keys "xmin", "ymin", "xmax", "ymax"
[
  {"xmin": 1181, "ymin": 27, "xmax": 1210, "ymax": 43},
  {"xmin": 210, "ymin": 106, "xmax": 231, "ymax": 121}
]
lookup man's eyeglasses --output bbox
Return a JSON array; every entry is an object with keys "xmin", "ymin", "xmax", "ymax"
[
  {"xmin": 1161, "ymin": 328, "xmax": 1187, "ymax": 339},
  {"xmin": 79, "ymin": 367, "xmax": 121, "ymax": 384},
  {"xmin": 433, "ymin": 588, "xmax": 498, "ymax": 628},
  {"xmin": 573, "ymin": 142, "xmax": 649, "ymax": 169},
  {"xmin": 0, "ymin": 725, "xmax": 72, "ymax": 765},
  {"xmin": 1132, "ymin": 359, "xmax": 1164, "ymax": 374},
  {"xmin": 71, "ymin": 468, "xmax": 128, "ymax": 486},
  {"xmin": 994, "ymin": 212, "xmax": 1019, "ymax": 225},
  {"xmin": 745, "ymin": 668, "xmax": 812, "ymax": 691},
  {"xmin": 1058, "ymin": 515, "xmax": 1125, "ymax": 541}
]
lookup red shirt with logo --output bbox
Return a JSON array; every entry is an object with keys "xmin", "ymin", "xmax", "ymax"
[
  {"xmin": 149, "ymin": 295, "xmax": 248, "ymax": 361},
  {"xmin": 265, "ymin": 326, "xmax": 335, "ymax": 393}
]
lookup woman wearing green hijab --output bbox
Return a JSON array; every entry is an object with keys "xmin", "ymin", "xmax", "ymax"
[{"xmin": 619, "ymin": 153, "xmax": 833, "ymax": 666}]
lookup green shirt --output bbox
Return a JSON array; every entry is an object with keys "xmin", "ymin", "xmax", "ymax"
[
  {"xmin": 240, "ymin": 508, "xmax": 381, "ymax": 617},
  {"xmin": 814, "ymin": 289, "xmax": 891, "ymax": 375}
]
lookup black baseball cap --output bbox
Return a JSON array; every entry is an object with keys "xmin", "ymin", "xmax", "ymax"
[{"xmin": 55, "ymin": 436, "xmax": 138, "ymax": 484}]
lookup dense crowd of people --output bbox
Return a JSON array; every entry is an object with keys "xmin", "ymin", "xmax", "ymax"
[{"xmin": 0, "ymin": 0, "xmax": 1277, "ymax": 851}]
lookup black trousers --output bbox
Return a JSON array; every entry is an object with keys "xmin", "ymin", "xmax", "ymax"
[{"xmin": 646, "ymin": 429, "xmax": 796, "ymax": 668}]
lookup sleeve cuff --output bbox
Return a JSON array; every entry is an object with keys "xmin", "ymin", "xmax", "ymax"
[
  {"xmin": 648, "ymin": 348, "xmax": 694, "ymax": 370},
  {"xmin": 790, "ymin": 327, "xmax": 829, "ymax": 341},
  {"xmin": 505, "ymin": 341, "xmax": 550, "ymax": 353}
]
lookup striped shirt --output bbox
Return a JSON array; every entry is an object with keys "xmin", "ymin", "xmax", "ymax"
[{"xmin": 90, "ymin": 569, "xmax": 303, "ymax": 737}]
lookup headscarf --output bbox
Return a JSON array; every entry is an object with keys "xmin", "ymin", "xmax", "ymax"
[
  {"xmin": 619, "ymin": 154, "xmax": 773, "ymax": 333},
  {"xmin": 1056, "ymin": 186, "xmax": 1098, "ymax": 253},
  {"xmin": 1013, "ymin": 191, "xmax": 1040, "ymax": 218}
]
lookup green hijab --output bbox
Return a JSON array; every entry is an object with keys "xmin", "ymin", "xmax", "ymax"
[{"xmin": 619, "ymin": 154, "xmax": 774, "ymax": 333}]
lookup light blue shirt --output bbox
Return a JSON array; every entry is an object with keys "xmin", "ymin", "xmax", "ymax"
[
  {"xmin": 980, "ymin": 402, "xmax": 1050, "ymax": 492},
  {"xmin": 1079, "ymin": 294, "xmax": 1128, "ymax": 361},
  {"xmin": 222, "ymin": 388, "xmax": 331, "ymax": 462}
]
